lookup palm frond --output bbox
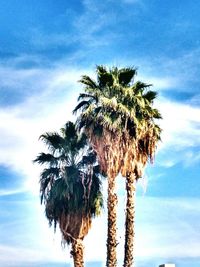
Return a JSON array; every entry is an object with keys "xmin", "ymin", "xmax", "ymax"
[
  {"xmin": 39, "ymin": 133, "xmax": 64, "ymax": 153},
  {"xmin": 118, "ymin": 67, "xmax": 137, "ymax": 86},
  {"xmin": 77, "ymin": 93, "xmax": 96, "ymax": 102},
  {"xmin": 33, "ymin": 152, "xmax": 58, "ymax": 166},
  {"xmin": 78, "ymin": 150, "xmax": 97, "ymax": 167},
  {"xmin": 62, "ymin": 121, "xmax": 77, "ymax": 139},
  {"xmin": 73, "ymin": 100, "xmax": 91, "ymax": 114},
  {"xmin": 143, "ymin": 90, "xmax": 158, "ymax": 103},
  {"xmin": 97, "ymin": 65, "xmax": 114, "ymax": 87},
  {"xmin": 152, "ymin": 108, "xmax": 162, "ymax": 119},
  {"xmin": 40, "ymin": 167, "xmax": 60, "ymax": 181},
  {"xmin": 100, "ymin": 96, "xmax": 118, "ymax": 110},
  {"xmin": 132, "ymin": 81, "xmax": 152, "ymax": 94},
  {"xmin": 79, "ymin": 75, "xmax": 97, "ymax": 89},
  {"xmin": 76, "ymin": 132, "xmax": 88, "ymax": 150}
]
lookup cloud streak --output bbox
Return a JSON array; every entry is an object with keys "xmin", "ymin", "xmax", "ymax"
[
  {"xmin": 84, "ymin": 194, "xmax": 200, "ymax": 261},
  {"xmin": 153, "ymin": 97, "xmax": 200, "ymax": 167},
  {"xmin": 0, "ymin": 60, "xmax": 90, "ymax": 193}
]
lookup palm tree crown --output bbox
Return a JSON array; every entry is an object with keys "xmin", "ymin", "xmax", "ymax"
[
  {"xmin": 74, "ymin": 65, "xmax": 161, "ymax": 178},
  {"xmin": 34, "ymin": 121, "xmax": 103, "ymax": 266}
]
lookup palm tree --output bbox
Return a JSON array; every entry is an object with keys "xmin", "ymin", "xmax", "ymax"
[
  {"xmin": 119, "ymin": 76, "xmax": 162, "ymax": 267},
  {"xmin": 34, "ymin": 121, "xmax": 103, "ymax": 267},
  {"xmin": 73, "ymin": 66, "xmax": 162, "ymax": 267}
]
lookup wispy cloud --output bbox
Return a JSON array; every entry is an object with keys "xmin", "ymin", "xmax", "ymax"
[
  {"xmin": 0, "ymin": 188, "xmax": 26, "ymax": 197},
  {"xmin": 29, "ymin": 28, "xmax": 74, "ymax": 49},
  {"xmin": 135, "ymin": 197, "xmax": 200, "ymax": 258},
  {"xmin": 0, "ymin": 243, "xmax": 67, "ymax": 265},
  {"xmin": 0, "ymin": 59, "xmax": 91, "ymax": 193},
  {"xmin": 154, "ymin": 97, "xmax": 200, "ymax": 167},
  {"xmin": 85, "ymin": 194, "xmax": 200, "ymax": 261},
  {"xmin": 148, "ymin": 48, "xmax": 200, "ymax": 92},
  {"xmin": 1, "ymin": 193, "xmax": 199, "ymax": 263},
  {"xmin": 0, "ymin": 197, "xmax": 69, "ymax": 264}
]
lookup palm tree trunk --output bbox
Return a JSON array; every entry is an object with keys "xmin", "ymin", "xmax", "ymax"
[
  {"xmin": 123, "ymin": 173, "xmax": 136, "ymax": 267},
  {"xmin": 106, "ymin": 175, "xmax": 118, "ymax": 267},
  {"xmin": 71, "ymin": 240, "xmax": 84, "ymax": 267}
]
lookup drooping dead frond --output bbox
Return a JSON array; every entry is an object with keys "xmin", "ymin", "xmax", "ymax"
[{"xmin": 59, "ymin": 212, "xmax": 92, "ymax": 245}]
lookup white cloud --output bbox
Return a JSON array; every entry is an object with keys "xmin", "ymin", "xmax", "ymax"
[
  {"xmin": 148, "ymin": 76, "xmax": 178, "ymax": 90},
  {"xmin": 153, "ymin": 97, "xmax": 200, "ymax": 167},
  {"xmin": 29, "ymin": 28, "xmax": 74, "ymax": 49},
  {"xmin": 0, "ymin": 241, "xmax": 68, "ymax": 265},
  {"xmin": 184, "ymin": 151, "xmax": 200, "ymax": 167},
  {"xmin": 147, "ymin": 48, "xmax": 200, "ymax": 93},
  {"xmin": 0, "ymin": 198, "xmax": 70, "ymax": 265},
  {"xmin": 85, "ymin": 194, "xmax": 200, "ymax": 261},
  {"xmin": 0, "ymin": 62, "xmax": 89, "ymax": 193},
  {"xmin": 163, "ymin": 48, "xmax": 200, "ymax": 88},
  {"xmin": 135, "ymin": 197, "xmax": 200, "ymax": 258},
  {"xmin": 0, "ymin": 244, "xmax": 62, "ymax": 264},
  {"xmin": 1, "ymin": 193, "xmax": 199, "ymax": 264},
  {"xmin": 0, "ymin": 188, "xmax": 26, "ymax": 197}
]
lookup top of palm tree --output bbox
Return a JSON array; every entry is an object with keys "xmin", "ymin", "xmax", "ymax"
[
  {"xmin": 73, "ymin": 65, "xmax": 162, "ymax": 178},
  {"xmin": 34, "ymin": 121, "xmax": 103, "ymax": 243},
  {"xmin": 74, "ymin": 65, "xmax": 161, "ymax": 135}
]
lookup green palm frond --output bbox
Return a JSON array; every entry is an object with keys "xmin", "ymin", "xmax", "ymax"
[
  {"xmin": 61, "ymin": 121, "xmax": 77, "ymax": 139},
  {"xmin": 78, "ymin": 151, "xmax": 96, "ymax": 167},
  {"xmin": 40, "ymin": 167, "xmax": 60, "ymax": 203},
  {"xmin": 97, "ymin": 65, "xmax": 114, "ymax": 87},
  {"xmin": 152, "ymin": 108, "xmax": 162, "ymax": 119},
  {"xmin": 39, "ymin": 133, "xmax": 64, "ymax": 153},
  {"xmin": 152, "ymin": 124, "xmax": 162, "ymax": 140},
  {"xmin": 143, "ymin": 90, "xmax": 158, "ymax": 103},
  {"xmin": 40, "ymin": 167, "xmax": 60, "ymax": 181},
  {"xmin": 77, "ymin": 93, "xmax": 96, "ymax": 102},
  {"xmin": 100, "ymin": 96, "xmax": 118, "ymax": 110},
  {"xmin": 79, "ymin": 75, "xmax": 97, "ymax": 89},
  {"xmin": 118, "ymin": 67, "xmax": 137, "ymax": 86},
  {"xmin": 117, "ymin": 103, "xmax": 131, "ymax": 116},
  {"xmin": 132, "ymin": 81, "xmax": 152, "ymax": 95},
  {"xmin": 76, "ymin": 132, "xmax": 87, "ymax": 150},
  {"xmin": 33, "ymin": 152, "xmax": 58, "ymax": 166},
  {"xmin": 73, "ymin": 100, "xmax": 89, "ymax": 114}
]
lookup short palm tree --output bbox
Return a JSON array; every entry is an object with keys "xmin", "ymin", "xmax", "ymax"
[
  {"xmin": 73, "ymin": 66, "xmax": 162, "ymax": 267},
  {"xmin": 34, "ymin": 121, "xmax": 103, "ymax": 267}
]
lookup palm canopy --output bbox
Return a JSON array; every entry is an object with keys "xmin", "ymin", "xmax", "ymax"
[
  {"xmin": 34, "ymin": 121, "xmax": 103, "ymax": 244},
  {"xmin": 73, "ymin": 65, "xmax": 162, "ymax": 178}
]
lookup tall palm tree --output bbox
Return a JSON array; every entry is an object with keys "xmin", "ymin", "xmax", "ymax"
[
  {"xmin": 73, "ymin": 66, "xmax": 162, "ymax": 267},
  {"xmin": 34, "ymin": 121, "xmax": 103, "ymax": 267},
  {"xmin": 119, "ymin": 76, "xmax": 162, "ymax": 267}
]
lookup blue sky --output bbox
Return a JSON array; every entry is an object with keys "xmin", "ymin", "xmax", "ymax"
[{"xmin": 0, "ymin": 0, "xmax": 200, "ymax": 266}]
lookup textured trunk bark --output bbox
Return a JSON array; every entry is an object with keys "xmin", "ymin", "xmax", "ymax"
[
  {"xmin": 71, "ymin": 240, "xmax": 84, "ymax": 267},
  {"xmin": 123, "ymin": 174, "xmax": 136, "ymax": 267},
  {"xmin": 106, "ymin": 175, "xmax": 118, "ymax": 267}
]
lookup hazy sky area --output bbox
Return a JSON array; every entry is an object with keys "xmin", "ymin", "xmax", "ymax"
[{"xmin": 0, "ymin": 0, "xmax": 200, "ymax": 266}]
